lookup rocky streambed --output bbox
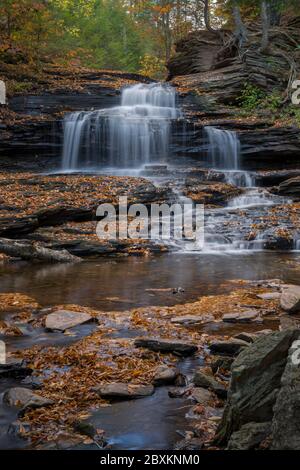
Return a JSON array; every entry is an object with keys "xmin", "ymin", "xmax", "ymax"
[{"xmin": 0, "ymin": 255, "xmax": 300, "ymax": 450}]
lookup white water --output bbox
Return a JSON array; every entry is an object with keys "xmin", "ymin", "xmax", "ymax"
[
  {"xmin": 205, "ymin": 127, "xmax": 240, "ymax": 171},
  {"xmin": 60, "ymin": 87, "xmax": 298, "ymax": 255},
  {"xmin": 62, "ymin": 83, "xmax": 179, "ymax": 171}
]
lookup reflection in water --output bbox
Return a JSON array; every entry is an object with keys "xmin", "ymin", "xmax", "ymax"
[{"xmin": 0, "ymin": 253, "xmax": 299, "ymax": 312}]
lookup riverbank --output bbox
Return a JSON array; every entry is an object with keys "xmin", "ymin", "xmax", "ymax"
[{"xmin": 2, "ymin": 271, "xmax": 299, "ymax": 450}]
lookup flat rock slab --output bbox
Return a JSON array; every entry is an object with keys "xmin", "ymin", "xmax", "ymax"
[
  {"xmin": 280, "ymin": 285, "xmax": 300, "ymax": 314},
  {"xmin": 257, "ymin": 292, "xmax": 281, "ymax": 300},
  {"xmin": 3, "ymin": 387, "xmax": 54, "ymax": 410},
  {"xmin": 209, "ymin": 339, "xmax": 249, "ymax": 356},
  {"xmin": 171, "ymin": 314, "xmax": 214, "ymax": 325},
  {"xmin": 222, "ymin": 311, "xmax": 260, "ymax": 323},
  {"xmin": 93, "ymin": 382, "xmax": 154, "ymax": 400},
  {"xmin": 153, "ymin": 365, "xmax": 179, "ymax": 386},
  {"xmin": 191, "ymin": 387, "xmax": 214, "ymax": 405},
  {"xmin": 134, "ymin": 337, "xmax": 198, "ymax": 356},
  {"xmin": 193, "ymin": 370, "xmax": 227, "ymax": 399},
  {"xmin": 45, "ymin": 310, "xmax": 92, "ymax": 331}
]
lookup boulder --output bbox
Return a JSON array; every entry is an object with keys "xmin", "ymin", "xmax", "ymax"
[
  {"xmin": 209, "ymin": 338, "xmax": 248, "ymax": 356},
  {"xmin": 214, "ymin": 329, "xmax": 300, "ymax": 446},
  {"xmin": 93, "ymin": 382, "xmax": 154, "ymax": 400},
  {"xmin": 3, "ymin": 387, "xmax": 54, "ymax": 411},
  {"xmin": 134, "ymin": 337, "xmax": 198, "ymax": 356},
  {"xmin": 280, "ymin": 285, "xmax": 300, "ymax": 314},
  {"xmin": 227, "ymin": 422, "xmax": 271, "ymax": 450},
  {"xmin": 193, "ymin": 370, "xmax": 227, "ymax": 399},
  {"xmin": 271, "ymin": 340, "xmax": 300, "ymax": 449},
  {"xmin": 45, "ymin": 310, "xmax": 93, "ymax": 332},
  {"xmin": 153, "ymin": 365, "xmax": 179, "ymax": 386}
]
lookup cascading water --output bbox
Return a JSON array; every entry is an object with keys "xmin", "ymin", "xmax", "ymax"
[
  {"xmin": 183, "ymin": 126, "xmax": 291, "ymax": 253},
  {"xmin": 205, "ymin": 126, "xmax": 254, "ymax": 188},
  {"xmin": 205, "ymin": 126, "xmax": 240, "ymax": 171},
  {"xmin": 62, "ymin": 83, "xmax": 179, "ymax": 171}
]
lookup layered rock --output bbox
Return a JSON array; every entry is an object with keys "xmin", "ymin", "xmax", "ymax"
[{"xmin": 214, "ymin": 329, "xmax": 300, "ymax": 447}]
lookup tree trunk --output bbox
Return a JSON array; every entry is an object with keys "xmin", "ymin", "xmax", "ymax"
[
  {"xmin": 260, "ymin": 0, "xmax": 270, "ymax": 53},
  {"xmin": 233, "ymin": 2, "xmax": 248, "ymax": 47},
  {"xmin": 0, "ymin": 239, "xmax": 82, "ymax": 263},
  {"xmin": 201, "ymin": 0, "xmax": 223, "ymax": 42},
  {"xmin": 202, "ymin": 0, "xmax": 216, "ymax": 34}
]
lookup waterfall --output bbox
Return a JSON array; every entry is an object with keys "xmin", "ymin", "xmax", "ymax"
[
  {"xmin": 205, "ymin": 127, "xmax": 240, "ymax": 170},
  {"xmin": 62, "ymin": 83, "xmax": 179, "ymax": 171},
  {"xmin": 205, "ymin": 126, "xmax": 255, "ymax": 188}
]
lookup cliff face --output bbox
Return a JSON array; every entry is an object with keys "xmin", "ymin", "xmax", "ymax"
[
  {"xmin": 168, "ymin": 17, "xmax": 300, "ymax": 106},
  {"xmin": 167, "ymin": 17, "xmax": 300, "ymax": 165}
]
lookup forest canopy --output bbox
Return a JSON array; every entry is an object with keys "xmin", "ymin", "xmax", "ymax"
[{"xmin": 0, "ymin": 0, "xmax": 299, "ymax": 77}]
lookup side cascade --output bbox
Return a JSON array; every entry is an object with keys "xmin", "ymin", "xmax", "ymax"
[
  {"xmin": 62, "ymin": 83, "xmax": 180, "ymax": 171},
  {"xmin": 205, "ymin": 126, "xmax": 253, "ymax": 188}
]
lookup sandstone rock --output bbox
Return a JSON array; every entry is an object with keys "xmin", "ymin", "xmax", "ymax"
[
  {"xmin": 227, "ymin": 422, "xmax": 271, "ymax": 450},
  {"xmin": 170, "ymin": 315, "xmax": 208, "ymax": 325},
  {"xmin": 215, "ymin": 329, "xmax": 300, "ymax": 446},
  {"xmin": 257, "ymin": 292, "xmax": 281, "ymax": 300},
  {"xmin": 153, "ymin": 365, "xmax": 179, "ymax": 386},
  {"xmin": 234, "ymin": 332, "xmax": 258, "ymax": 344},
  {"xmin": 93, "ymin": 382, "xmax": 154, "ymax": 400},
  {"xmin": 45, "ymin": 310, "xmax": 92, "ymax": 332},
  {"xmin": 134, "ymin": 337, "xmax": 198, "ymax": 356},
  {"xmin": 193, "ymin": 370, "xmax": 227, "ymax": 399},
  {"xmin": 191, "ymin": 387, "xmax": 214, "ymax": 405},
  {"xmin": 209, "ymin": 338, "xmax": 248, "ymax": 356},
  {"xmin": 271, "ymin": 340, "xmax": 300, "ymax": 449},
  {"xmin": 278, "ymin": 177, "xmax": 300, "ymax": 198},
  {"xmin": 168, "ymin": 387, "xmax": 187, "ymax": 399},
  {"xmin": 3, "ymin": 387, "xmax": 54, "ymax": 411},
  {"xmin": 280, "ymin": 285, "xmax": 300, "ymax": 314},
  {"xmin": 222, "ymin": 311, "xmax": 260, "ymax": 323}
]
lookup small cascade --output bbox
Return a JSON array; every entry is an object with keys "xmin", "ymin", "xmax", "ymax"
[
  {"xmin": 227, "ymin": 188, "xmax": 275, "ymax": 209},
  {"xmin": 62, "ymin": 83, "xmax": 180, "ymax": 171},
  {"xmin": 205, "ymin": 127, "xmax": 255, "ymax": 188},
  {"xmin": 205, "ymin": 127, "xmax": 240, "ymax": 171}
]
